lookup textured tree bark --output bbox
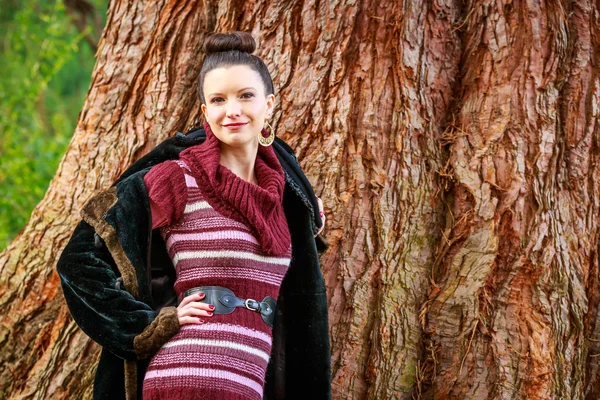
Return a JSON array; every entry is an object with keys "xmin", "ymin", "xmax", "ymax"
[
  {"xmin": 0, "ymin": 0, "xmax": 598, "ymax": 399},
  {"xmin": 423, "ymin": 1, "xmax": 600, "ymax": 399}
]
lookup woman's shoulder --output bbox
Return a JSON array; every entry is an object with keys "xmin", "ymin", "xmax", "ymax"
[
  {"xmin": 144, "ymin": 159, "xmax": 187, "ymax": 187},
  {"xmin": 114, "ymin": 127, "xmax": 206, "ymax": 185},
  {"xmin": 144, "ymin": 160, "xmax": 190, "ymax": 228}
]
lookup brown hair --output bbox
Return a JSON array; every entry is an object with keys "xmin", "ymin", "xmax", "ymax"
[{"xmin": 198, "ymin": 32, "xmax": 274, "ymax": 104}]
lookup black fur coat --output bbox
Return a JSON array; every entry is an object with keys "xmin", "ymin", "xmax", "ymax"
[{"xmin": 57, "ymin": 127, "xmax": 331, "ymax": 400}]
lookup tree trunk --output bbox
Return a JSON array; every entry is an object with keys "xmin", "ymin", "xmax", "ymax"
[
  {"xmin": 0, "ymin": 1, "xmax": 598, "ymax": 399},
  {"xmin": 423, "ymin": 1, "xmax": 600, "ymax": 399}
]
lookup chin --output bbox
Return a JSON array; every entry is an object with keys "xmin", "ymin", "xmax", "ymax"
[{"xmin": 222, "ymin": 136, "xmax": 258, "ymax": 148}]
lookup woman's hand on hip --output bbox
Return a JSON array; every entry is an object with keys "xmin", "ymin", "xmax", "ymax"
[{"xmin": 177, "ymin": 292, "xmax": 214, "ymax": 325}]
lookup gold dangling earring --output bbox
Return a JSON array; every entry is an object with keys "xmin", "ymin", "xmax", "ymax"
[{"xmin": 259, "ymin": 121, "xmax": 275, "ymax": 147}]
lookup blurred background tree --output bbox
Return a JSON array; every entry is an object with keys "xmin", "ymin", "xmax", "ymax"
[{"xmin": 0, "ymin": 0, "xmax": 106, "ymax": 249}]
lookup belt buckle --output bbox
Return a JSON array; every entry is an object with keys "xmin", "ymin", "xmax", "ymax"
[{"xmin": 244, "ymin": 298, "xmax": 260, "ymax": 312}]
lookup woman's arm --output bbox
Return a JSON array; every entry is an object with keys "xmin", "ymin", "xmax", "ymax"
[{"xmin": 57, "ymin": 220, "xmax": 180, "ymax": 361}]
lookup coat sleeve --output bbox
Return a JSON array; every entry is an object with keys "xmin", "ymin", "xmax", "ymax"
[{"xmin": 57, "ymin": 219, "xmax": 180, "ymax": 361}]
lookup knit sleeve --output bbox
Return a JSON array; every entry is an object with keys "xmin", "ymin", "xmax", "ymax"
[{"xmin": 143, "ymin": 161, "xmax": 187, "ymax": 229}]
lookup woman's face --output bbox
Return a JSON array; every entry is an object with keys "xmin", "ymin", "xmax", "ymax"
[{"xmin": 201, "ymin": 65, "xmax": 274, "ymax": 151}]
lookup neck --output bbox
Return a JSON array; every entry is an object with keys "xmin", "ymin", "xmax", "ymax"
[{"xmin": 218, "ymin": 143, "xmax": 259, "ymax": 183}]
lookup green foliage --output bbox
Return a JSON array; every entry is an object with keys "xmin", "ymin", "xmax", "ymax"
[{"xmin": 0, "ymin": 0, "xmax": 105, "ymax": 250}]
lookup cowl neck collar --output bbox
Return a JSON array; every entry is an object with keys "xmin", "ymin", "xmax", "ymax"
[{"xmin": 179, "ymin": 122, "xmax": 291, "ymax": 256}]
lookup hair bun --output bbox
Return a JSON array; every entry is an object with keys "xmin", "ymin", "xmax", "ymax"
[{"xmin": 203, "ymin": 32, "xmax": 256, "ymax": 55}]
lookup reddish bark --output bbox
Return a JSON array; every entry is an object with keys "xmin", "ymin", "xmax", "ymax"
[{"xmin": 0, "ymin": 1, "xmax": 598, "ymax": 399}]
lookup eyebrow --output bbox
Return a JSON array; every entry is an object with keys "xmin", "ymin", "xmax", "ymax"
[{"xmin": 206, "ymin": 87, "xmax": 258, "ymax": 98}]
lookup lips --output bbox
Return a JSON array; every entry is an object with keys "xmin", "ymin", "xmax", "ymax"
[{"xmin": 223, "ymin": 122, "xmax": 248, "ymax": 128}]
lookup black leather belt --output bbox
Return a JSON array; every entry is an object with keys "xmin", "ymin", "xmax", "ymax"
[{"xmin": 182, "ymin": 286, "xmax": 276, "ymax": 328}]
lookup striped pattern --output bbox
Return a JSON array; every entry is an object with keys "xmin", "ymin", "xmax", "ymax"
[
  {"xmin": 172, "ymin": 250, "xmax": 291, "ymax": 268},
  {"xmin": 145, "ymin": 368, "xmax": 264, "ymax": 396},
  {"xmin": 162, "ymin": 339, "xmax": 271, "ymax": 362},
  {"xmin": 167, "ymin": 230, "xmax": 258, "ymax": 248},
  {"xmin": 143, "ymin": 161, "xmax": 291, "ymax": 400},
  {"xmin": 184, "ymin": 200, "xmax": 211, "ymax": 214}
]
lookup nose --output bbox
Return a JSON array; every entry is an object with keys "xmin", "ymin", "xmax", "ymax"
[{"xmin": 226, "ymin": 100, "xmax": 242, "ymax": 118}]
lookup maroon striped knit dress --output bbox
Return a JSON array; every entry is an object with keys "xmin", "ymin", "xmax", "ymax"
[{"xmin": 142, "ymin": 124, "xmax": 292, "ymax": 400}]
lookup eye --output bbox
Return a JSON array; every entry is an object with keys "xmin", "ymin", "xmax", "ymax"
[
  {"xmin": 210, "ymin": 97, "xmax": 224, "ymax": 104},
  {"xmin": 240, "ymin": 92, "xmax": 255, "ymax": 99}
]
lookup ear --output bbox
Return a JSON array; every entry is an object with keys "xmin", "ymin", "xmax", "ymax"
[
  {"xmin": 265, "ymin": 94, "xmax": 275, "ymax": 118},
  {"xmin": 201, "ymin": 104, "xmax": 208, "ymax": 122}
]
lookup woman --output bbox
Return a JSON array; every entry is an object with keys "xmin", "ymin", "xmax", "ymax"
[{"xmin": 57, "ymin": 32, "xmax": 331, "ymax": 400}]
